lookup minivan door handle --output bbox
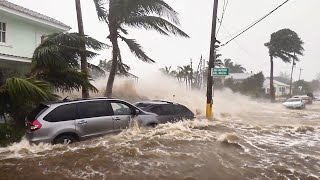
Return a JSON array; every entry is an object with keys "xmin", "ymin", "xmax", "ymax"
[
  {"xmin": 78, "ymin": 120, "xmax": 87, "ymax": 125},
  {"xmin": 113, "ymin": 117, "xmax": 121, "ymax": 121}
]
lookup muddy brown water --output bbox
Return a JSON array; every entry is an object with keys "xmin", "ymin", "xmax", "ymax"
[{"xmin": 0, "ymin": 101, "xmax": 319, "ymax": 180}]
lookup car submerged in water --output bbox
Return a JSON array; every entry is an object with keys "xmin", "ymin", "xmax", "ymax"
[
  {"xmin": 25, "ymin": 98, "xmax": 159, "ymax": 145},
  {"xmin": 134, "ymin": 100, "xmax": 195, "ymax": 124},
  {"xmin": 282, "ymin": 98, "xmax": 306, "ymax": 109}
]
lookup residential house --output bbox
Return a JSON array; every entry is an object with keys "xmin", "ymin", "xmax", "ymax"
[
  {"xmin": 263, "ymin": 78, "xmax": 290, "ymax": 97},
  {"xmin": 0, "ymin": 0, "xmax": 70, "ymax": 77}
]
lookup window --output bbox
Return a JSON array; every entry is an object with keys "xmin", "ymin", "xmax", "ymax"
[
  {"xmin": 0, "ymin": 22, "xmax": 6, "ymax": 43},
  {"xmin": 27, "ymin": 104, "xmax": 49, "ymax": 121},
  {"xmin": 78, "ymin": 101, "xmax": 113, "ymax": 119},
  {"xmin": 174, "ymin": 105, "xmax": 191, "ymax": 114},
  {"xmin": 111, "ymin": 102, "xmax": 132, "ymax": 115},
  {"xmin": 150, "ymin": 105, "xmax": 174, "ymax": 115},
  {"xmin": 44, "ymin": 104, "xmax": 77, "ymax": 122}
]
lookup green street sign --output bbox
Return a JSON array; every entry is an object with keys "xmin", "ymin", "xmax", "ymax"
[{"xmin": 212, "ymin": 68, "xmax": 229, "ymax": 77}]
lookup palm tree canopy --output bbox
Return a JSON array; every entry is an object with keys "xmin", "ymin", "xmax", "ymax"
[
  {"xmin": 32, "ymin": 32, "xmax": 107, "ymax": 92},
  {"xmin": 93, "ymin": 0, "xmax": 189, "ymax": 63},
  {"xmin": 265, "ymin": 28, "xmax": 304, "ymax": 63}
]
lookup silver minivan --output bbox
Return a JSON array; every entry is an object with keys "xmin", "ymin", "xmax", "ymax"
[{"xmin": 25, "ymin": 98, "xmax": 159, "ymax": 144}]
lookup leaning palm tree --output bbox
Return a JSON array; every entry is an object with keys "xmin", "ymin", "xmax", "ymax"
[
  {"xmin": 31, "ymin": 32, "xmax": 106, "ymax": 93},
  {"xmin": 265, "ymin": 28, "xmax": 304, "ymax": 102},
  {"xmin": 93, "ymin": 0, "xmax": 189, "ymax": 96}
]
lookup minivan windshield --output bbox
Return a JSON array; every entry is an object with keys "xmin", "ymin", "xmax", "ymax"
[
  {"xmin": 286, "ymin": 98, "xmax": 302, "ymax": 102},
  {"xmin": 27, "ymin": 104, "xmax": 49, "ymax": 121}
]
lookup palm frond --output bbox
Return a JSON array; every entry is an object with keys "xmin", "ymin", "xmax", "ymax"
[
  {"xmin": 124, "ymin": 16, "xmax": 189, "ymax": 37},
  {"xmin": 88, "ymin": 63, "xmax": 105, "ymax": 75},
  {"xmin": 120, "ymin": 0, "xmax": 180, "ymax": 24},
  {"xmin": 119, "ymin": 36, "xmax": 155, "ymax": 63},
  {"xmin": 4, "ymin": 78, "xmax": 56, "ymax": 102},
  {"xmin": 93, "ymin": 0, "xmax": 108, "ymax": 22},
  {"xmin": 37, "ymin": 69, "xmax": 98, "ymax": 93}
]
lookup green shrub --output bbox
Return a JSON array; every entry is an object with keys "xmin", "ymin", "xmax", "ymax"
[{"xmin": 0, "ymin": 123, "xmax": 25, "ymax": 147}]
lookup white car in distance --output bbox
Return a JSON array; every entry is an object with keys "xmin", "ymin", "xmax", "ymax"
[{"xmin": 282, "ymin": 98, "xmax": 306, "ymax": 109}]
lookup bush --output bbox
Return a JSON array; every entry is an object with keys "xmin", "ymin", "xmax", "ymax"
[{"xmin": 0, "ymin": 123, "xmax": 25, "ymax": 147}]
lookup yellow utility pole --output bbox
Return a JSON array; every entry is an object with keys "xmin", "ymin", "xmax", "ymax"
[{"xmin": 206, "ymin": 0, "xmax": 219, "ymax": 120}]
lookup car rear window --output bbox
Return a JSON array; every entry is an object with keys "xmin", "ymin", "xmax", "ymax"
[
  {"xmin": 135, "ymin": 103, "xmax": 152, "ymax": 109},
  {"xmin": 27, "ymin": 104, "xmax": 49, "ymax": 121}
]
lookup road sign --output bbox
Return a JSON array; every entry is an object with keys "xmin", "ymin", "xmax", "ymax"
[{"xmin": 212, "ymin": 68, "xmax": 229, "ymax": 77}]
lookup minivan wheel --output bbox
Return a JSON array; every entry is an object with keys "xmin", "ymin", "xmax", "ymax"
[{"xmin": 53, "ymin": 135, "xmax": 77, "ymax": 145}]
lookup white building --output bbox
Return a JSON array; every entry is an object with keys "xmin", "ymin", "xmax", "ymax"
[
  {"xmin": 0, "ymin": 0, "xmax": 70, "ymax": 76},
  {"xmin": 263, "ymin": 78, "xmax": 290, "ymax": 97}
]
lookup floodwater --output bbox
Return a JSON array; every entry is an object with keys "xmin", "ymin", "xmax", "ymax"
[{"xmin": 0, "ymin": 76, "xmax": 319, "ymax": 180}]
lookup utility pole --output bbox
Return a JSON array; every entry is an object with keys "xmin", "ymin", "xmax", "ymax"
[
  {"xmin": 289, "ymin": 53, "xmax": 296, "ymax": 97},
  {"xmin": 299, "ymin": 68, "xmax": 303, "ymax": 81},
  {"xmin": 206, "ymin": 0, "xmax": 219, "ymax": 120},
  {"xmin": 190, "ymin": 58, "xmax": 193, "ymax": 88}
]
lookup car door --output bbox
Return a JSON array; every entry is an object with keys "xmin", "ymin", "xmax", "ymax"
[
  {"xmin": 75, "ymin": 101, "xmax": 114, "ymax": 138},
  {"xmin": 110, "ymin": 101, "xmax": 133, "ymax": 131}
]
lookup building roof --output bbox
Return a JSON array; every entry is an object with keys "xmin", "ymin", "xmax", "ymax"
[
  {"xmin": 0, "ymin": 0, "xmax": 70, "ymax": 29},
  {"xmin": 263, "ymin": 78, "xmax": 290, "ymax": 87},
  {"xmin": 226, "ymin": 73, "xmax": 253, "ymax": 80},
  {"xmin": 0, "ymin": 53, "xmax": 31, "ymax": 63}
]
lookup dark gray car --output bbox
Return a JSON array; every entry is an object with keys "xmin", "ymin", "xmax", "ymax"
[
  {"xmin": 134, "ymin": 100, "xmax": 195, "ymax": 124},
  {"xmin": 25, "ymin": 98, "xmax": 159, "ymax": 144}
]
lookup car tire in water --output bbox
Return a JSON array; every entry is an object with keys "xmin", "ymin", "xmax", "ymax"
[
  {"xmin": 147, "ymin": 123, "xmax": 158, "ymax": 128},
  {"xmin": 53, "ymin": 135, "xmax": 78, "ymax": 145}
]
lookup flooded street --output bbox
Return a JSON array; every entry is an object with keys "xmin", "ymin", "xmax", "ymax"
[{"xmin": 0, "ymin": 96, "xmax": 319, "ymax": 180}]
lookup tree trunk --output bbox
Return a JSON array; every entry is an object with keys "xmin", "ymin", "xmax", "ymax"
[
  {"xmin": 270, "ymin": 55, "xmax": 275, "ymax": 102},
  {"xmin": 75, "ymin": 0, "xmax": 89, "ymax": 98},
  {"xmin": 105, "ymin": 32, "xmax": 119, "ymax": 97}
]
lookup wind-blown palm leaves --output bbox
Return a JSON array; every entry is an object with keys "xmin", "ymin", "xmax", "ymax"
[
  {"xmin": 31, "ymin": 32, "xmax": 107, "ymax": 93},
  {"xmin": 93, "ymin": 0, "xmax": 189, "ymax": 96},
  {"xmin": 265, "ymin": 29, "xmax": 304, "ymax": 101},
  {"xmin": 0, "ymin": 77, "xmax": 56, "ymax": 126}
]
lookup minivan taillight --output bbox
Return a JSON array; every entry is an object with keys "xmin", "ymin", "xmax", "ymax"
[{"xmin": 30, "ymin": 120, "xmax": 42, "ymax": 131}]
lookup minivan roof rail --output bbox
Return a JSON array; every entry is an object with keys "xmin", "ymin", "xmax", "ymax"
[{"xmin": 152, "ymin": 100, "xmax": 175, "ymax": 104}]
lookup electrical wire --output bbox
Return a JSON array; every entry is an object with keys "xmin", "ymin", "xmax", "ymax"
[
  {"xmin": 216, "ymin": 0, "xmax": 229, "ymax": 36},
  {"xmin": 221, "ymin": 0, "xmax": 290, "ymax": 47}
]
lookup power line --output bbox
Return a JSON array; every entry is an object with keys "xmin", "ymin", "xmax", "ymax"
[
  {"xmin": 216, "ymin": 0, "xmax": 229, "ymax": 36},
  {"xmin": 217, "ymin": 18, "xmax": 253, "ymax": 58},
  {"xmin": 221, "ymin": 0, "xmax": 290, "ymax": 47}
]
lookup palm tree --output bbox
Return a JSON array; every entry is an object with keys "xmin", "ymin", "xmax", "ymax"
[
  {"xmin": 265, "ymin": 28, "xmax": 304, "ymax": 101},
  {"xmin": 93, "ymin": 0, "xmax": 189, "ymax": 96},
  {"xmin": 31, "ymin": 32, "xmax": 106, "ymax": 93},
  {"xmin": 98, "ymin": 59, "xmax": 131, "ymax": 76},
  {"xmin": 75, "ymin": 0, "xmax": 89, "ymax": 98},
  {"xmin": 178, "ymin": 65, "xmax": 192, "ymax": 88},
  {"xmin": 0, "ymin": 77, "xmax": 56, "ymax": 126},
  {"xmin": 160, "ymin": 66, "xmax": 172, "ymax": 75},
  {"xmin": 175, "ymin": 69, "xmax": 184, "ymax": 82},
  {"xmin": 223, "ymin": 59, "xmax": 246, "ymax": 73}
]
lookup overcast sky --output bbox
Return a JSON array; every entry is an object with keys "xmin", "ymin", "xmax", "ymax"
[{"xmin": 9, "ymin": 0, "xmax": 320, "ymax": 81}]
